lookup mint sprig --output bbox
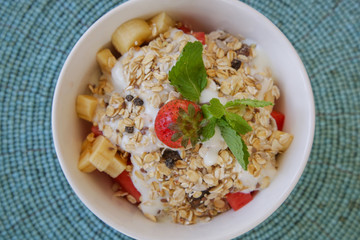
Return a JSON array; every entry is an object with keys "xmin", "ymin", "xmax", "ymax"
[
  {"xmin": 167, "ymin": 40, "xmax": 273, "ymax": 170},
  {"xmin": 168, "ymin": 41, "xmax": 207, "ymax": 102},
  {"xmin": 201, "ymin": 98, "xmax": 272, "ymax": 170}
]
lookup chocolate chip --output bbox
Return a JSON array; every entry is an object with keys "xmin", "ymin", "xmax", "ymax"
[
  {"xmin": 236, "ymin": 44, "xmax": 250, "ymax": 56},
  {"xmin": 133, "ymin": 97, "xmax": 144, "ymax": 106},
  {"xmin": 125, "ymin": 95, "xmax": 134, "ymax": 101},
  {"xmin": 231, "ymin": 59, "xmax": 242, "ymax": 70},
  {"xmin": 162, "ymin": 149, "xmax": 181, "ymax": 169},
  {"xmin": 125, "ymin": 126, "xmax": 134, "ymax": 133}
]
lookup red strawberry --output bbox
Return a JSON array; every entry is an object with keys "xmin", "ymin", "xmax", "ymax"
[{"xmin": 155, "ymin": 99, "xmax": 203, "ymax": 148}]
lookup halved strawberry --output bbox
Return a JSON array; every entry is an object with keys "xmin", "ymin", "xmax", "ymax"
[{"xmin": 154, "ymin": 99, "xmax": 203, "ymax": 148}]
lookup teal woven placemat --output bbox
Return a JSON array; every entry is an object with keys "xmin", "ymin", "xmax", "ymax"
[{"xmin": 1, "ymin": 0, "xmax": 359, "ymax": 239}]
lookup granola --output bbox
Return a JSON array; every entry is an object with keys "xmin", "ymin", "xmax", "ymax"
[{"xmin": 78, "ymin": 17, "xmax": 293, "ymax": 224}]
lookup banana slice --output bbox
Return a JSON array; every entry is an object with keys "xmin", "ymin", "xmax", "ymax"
[
  {"xmin": 88, "ymin": 135, "xmax": 117, "ymax": 171},
  {"xmin": 104, "ymin": 153, "xmax": 127, "ymax": 178}
]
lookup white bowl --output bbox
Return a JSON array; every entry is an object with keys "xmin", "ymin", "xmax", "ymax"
[{"xmin": 52, "ymin": 0, "xmax": 315, "ymax": 239}]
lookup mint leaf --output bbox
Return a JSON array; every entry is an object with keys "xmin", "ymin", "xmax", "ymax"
[
  {"xmin": 241, "ymin": 138, "xmax": 250, "ymax": 167},
  {"xmin": 201, "ymin": 98, "xmax": 225, "ymax": 119},
  {"xmin": 224, "ymin": 111, "xmax": 252, "ymax": 135},
  {"xmin": 224, "ymin": 99, "xmax": 273, "ymax": 108},
  {"xmin": 201, "ymin": 118, "xmax": 217, "ymax": 141},
  {"xmin": 217, "ymin": 119, "xmax": 249, "ymax": 170},
  {"xmin": 168, "ymin": 41, "xmax": 207, "ymax": 102},
  {"xmin": 208, "ymin": 98, "xmax": 225, "ymax": 118}
]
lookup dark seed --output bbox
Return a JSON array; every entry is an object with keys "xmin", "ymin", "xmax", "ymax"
[
  {"xmin": 236, "ymin": 44, "xmax": 250, "ymax": 56},
  {"xmin": 125, "ymin": 95, "xmax": 134, "ymax": 101},
  {"xmin": 162, "ymin": 149, "xmax": 181, "ymax": 169},
  {"xmin": 125, "ymin": 126, "xmax": 134, "ymax": 133},
  {"xmin": 140, "ymin": 126, "xmax": 149, "ymax": 135},
  {"xmin": 231, "ymin": 59, "xmax": 242, "ymax": 70},
  {"xmin": 133, "ymin": 97, "xmax": 144, "ymax": 106}
]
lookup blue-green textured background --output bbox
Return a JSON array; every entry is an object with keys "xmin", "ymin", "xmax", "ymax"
[{"xmin": 0, "ymin": 0, "xmax": 359, "ymax": 239}]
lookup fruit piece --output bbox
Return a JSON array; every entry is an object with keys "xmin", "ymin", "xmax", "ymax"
[
  {"xmin": 78, "ymin": 134, "xmax": 96, "ymax": 173},
  {"xmin": 96, "ymin": 49, "xmax": 117, "ymax": 74},
  {"xmin": 155, "ymin": 99, "xmax": 203, "ymax": 148},
  {"xmin": 88, "ymin": 135, "xmax": 117, "ymax": 171},
  {"xmin": 226, "ymin": 192, "xmax": 253, "ymax": 211},
  {"xmin": 192, "ymin": 32, "xmax": 206, "ymax": 45},
  {"xmin": 91, "ymin": 125, "xmax": 103, "ymax": 137},
  {"xmin": 76, "ymin": 95, "xmax": 98, "ymax": 122},
  {"xmin": 81, "ymin": 136, "xmax": 93, "ymax": 152},
  {"xmin": 178, "ymin": 25, "xmax": 191, "ymax": 34},
  {"xmin": 115, "ymin": 171, "xmax": 141, "ymax": 203},
  {"xmin": 78, "ymin": 148, "xmax": 96, "ymax": 173},
  {"xmin": 147, "ymin": 12, "xmax": 175, "ymax": 41},
  {"xmin": 111, "ymin": 19, "xmax": 151, "ymax": 55},
  {"xmin": 104, "ymin": 153, "xmax": 127, "ymax": 178},
  {"xmin": 271, "ymin": 111, "xmax": 285, "ymax": 131}
]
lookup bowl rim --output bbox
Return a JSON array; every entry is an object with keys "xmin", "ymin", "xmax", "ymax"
[{"xmin": 51, "ymin": 0, "xmax": 315, "ymax": 239}]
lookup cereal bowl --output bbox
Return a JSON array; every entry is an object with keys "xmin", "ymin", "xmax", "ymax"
[{"xmin": 52, "ymin": 0, "xmax": 315, "ymax": 239}]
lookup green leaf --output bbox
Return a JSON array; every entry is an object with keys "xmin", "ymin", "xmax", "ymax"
[
  {"xmin": 181, "ymin": 137, "xmax": 189, "ymax": 148},
  {"xmin": 241, "ymin": 138, "xmax": 250, "ymax": 168},
  {"xmin": 201, "ymin": 98, "xmax": 226, "ymax": 120},
  {"xmin": 171, "ymin": 132, "xmax": 183, "ymax": 142},
  {"xmin": 208, "ymin": 98, "xmax": 225, "ymax": 119},
  {"xmin": 217, "ymin": 119, "xmax": 248, "ymax": 170},
  {"xmin": 224, "ymin": 99, "xmax": 273, "ymax": 108},
  {"xmin": 168, "ymin": 41, "xmax": 207, "ymax": 102},
  {"xmin": 201, "ymin": 104, "xmax": 213, "ymax": 119},
  {"xmin": 224, "ymin": 112, "xmax": 253, "ymax": 135},
  {"xmin": 201, "ymin": 118, "xmax": 217, "ymax": 141},
  {"xmin": 188, "ymin": 104, "xmax": 195, "ymax": 117}
]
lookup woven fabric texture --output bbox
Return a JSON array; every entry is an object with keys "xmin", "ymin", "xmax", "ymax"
[{"xmin": 0, "ymin": 0, "xmax": 359, "ymax": 239}]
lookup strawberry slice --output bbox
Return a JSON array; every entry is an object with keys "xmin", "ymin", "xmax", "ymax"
[
  {"xmin": 115, "ymin": 171, "xmax": 141, "ymax": 203},
  {"xmin": 91, "ymin": 125, "xmax": 103, "ymax": 137},
  {"xmin": 154, "ymin": 99, "xmax": 203, "ymax": 148},
  {"xmin": 271, "ymin": 111, "xmax": 285, "ymax": 131},
  {"xmin": 178, "ymin": 25, "xmax": 191, "ymax": 34},
  {"xmin": 226, "ymin": 192, "xmax": 253, "ymax": 211},
  {"xmin": 192, "ymin": 32, "xmax": 206, "ymax": 45}
]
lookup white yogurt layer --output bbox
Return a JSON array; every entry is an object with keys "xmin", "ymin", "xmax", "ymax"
[{"xmin": 199, "ymin": 126, "xmax": 227, "ymax": 166}]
